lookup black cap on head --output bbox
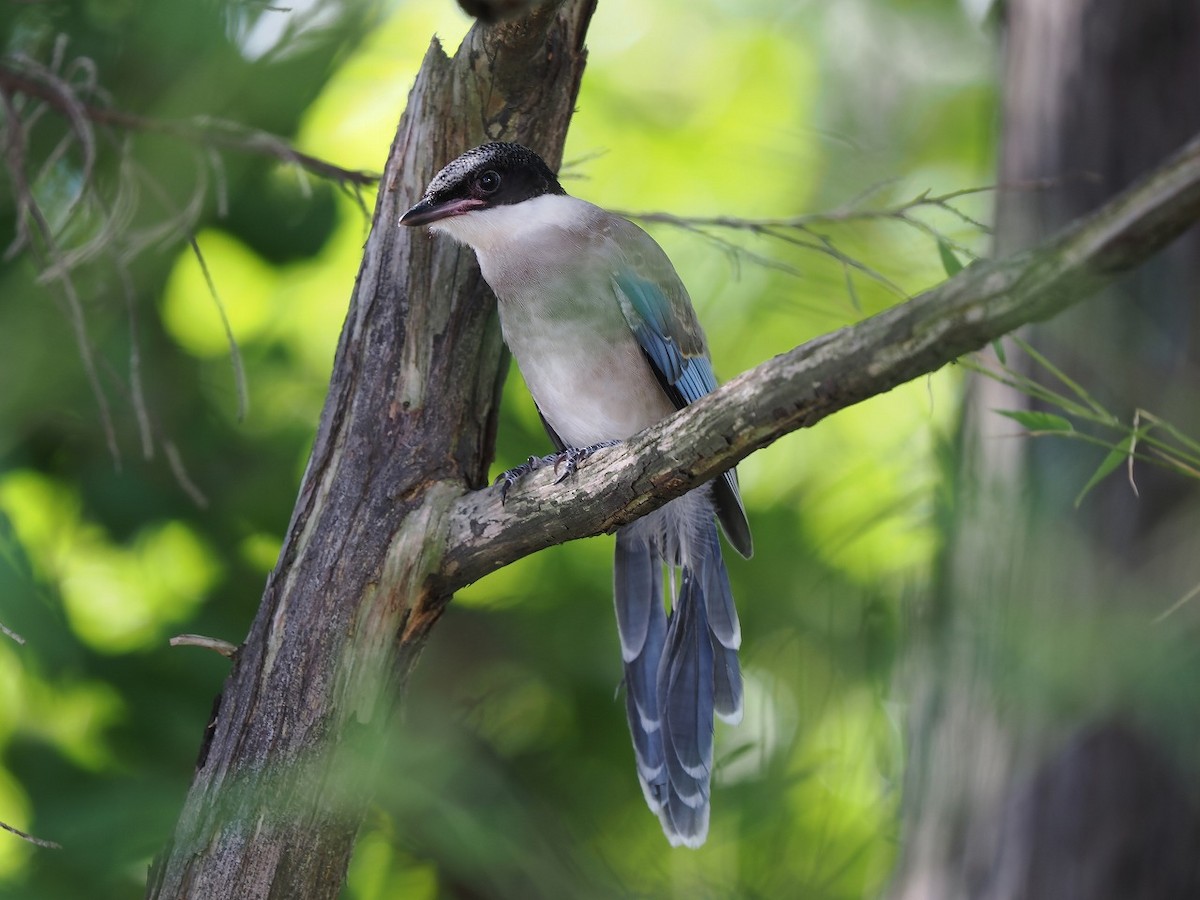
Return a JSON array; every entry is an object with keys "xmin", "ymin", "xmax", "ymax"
[{"xmin": 399, "ymin": 142, "xmax": 566, "ymax": 227}]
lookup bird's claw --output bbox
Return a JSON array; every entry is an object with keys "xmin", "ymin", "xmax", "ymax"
[
  {"xmin": 551, "ymin": 440, "xmax": 619, "ymax": 483},
  {"xmin": 496, "ymin": 455, "xmax": 545, "ymax": 504},
  {"xmin": 494, "ymin": 440, "xmax": 620, "ymax": 502}
]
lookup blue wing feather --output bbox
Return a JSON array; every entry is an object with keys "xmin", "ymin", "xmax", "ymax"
[
  {"xmin": 613, "ymin": 269, "xmax": 710, "ymax": 398},
  {"xmin": 612, "ymin": 264, "xmax": 752, "ymax": 558},
  {"xmin": 614, "ymin": 273, "xmax": 680, "ymax": 383}
]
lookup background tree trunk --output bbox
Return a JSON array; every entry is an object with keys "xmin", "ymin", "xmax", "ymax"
[
  {"xmin": 892, "ymin": 2, "xmax": 1200, "ymax": 897},
  {"xmin": 145, "ymin": 4, "xmax": 596, "ymax": 897}
]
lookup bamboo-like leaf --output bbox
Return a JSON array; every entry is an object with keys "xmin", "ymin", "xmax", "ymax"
[
  {"xmin": 1075, "ymin": 435, "xmax": 1134, "ymax": 508},
  {"xmin": 995, "ymin": 409, "xmax": 1074, "ymax": 432},
  {"xmin": 1013, "ymin": 336, "xmax": 1114, "ymax": 422},
  {"xmin": 962, "ymin": 356, "xmax": 1097, "ymax": 420}
]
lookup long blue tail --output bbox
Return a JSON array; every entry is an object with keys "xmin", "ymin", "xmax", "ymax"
[{"xmin": 614, "ymin": 520, "xmax": 742, "ymax": 847}]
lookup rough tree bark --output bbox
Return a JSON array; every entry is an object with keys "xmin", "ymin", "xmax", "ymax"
[
  {"xmin": 891, "ymin": 2, "xmax": 1200, "ymax": 898},
  {"xmin": 144, "ymin": 1, "xmax": 1200, "ymax": 896},
  {"xmin": 145, "ymin": 3, "xmax": 597, "ymax": 897}
]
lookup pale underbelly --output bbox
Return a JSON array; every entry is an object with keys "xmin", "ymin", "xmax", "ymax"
[{"xmin": 504, "ymin": 321, "xmax": 676, "ymax": 448}]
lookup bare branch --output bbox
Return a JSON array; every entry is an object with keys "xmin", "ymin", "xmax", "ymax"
[
  {"xmin": 169, "ymin": 634, "xmax": 238, "ymax": 657},
  {"xmin": 116, "ymin": 259, "xmax": 155, "ymax": 460},
  {"xmin": 762, "ymin": 222, "xmax": 909, "ymax": 294},
  {"xmin": 163, "ymin": 441, "xmax": 210, "ymax": 509},
  {"xmin": 0, "ymin": 819, "xmax": 61, "ymax": 850},
  {"xmin": 1153, "ymin": 579, "xmax": 1200, "ymax": 624},
  {"xmin": 627, "ymin": 184, "xmax": 994, "ymax": 234},
  {"xmin": 625, "ymin": 183, "xmax": 992, "ymax": 274},
  {"xmin": 187, "ymin": 236, "xmax": 249, "ymax": 422}
]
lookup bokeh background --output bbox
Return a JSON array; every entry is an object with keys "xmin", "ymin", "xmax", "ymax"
[{"xmin": 0, "ymin": 0, "xmax": 1102, "ymax": 896}]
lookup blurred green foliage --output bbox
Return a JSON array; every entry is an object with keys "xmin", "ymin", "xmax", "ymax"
[{"xmin": 0, "ymin": 0, "xmax": 996, "ymax": 897}]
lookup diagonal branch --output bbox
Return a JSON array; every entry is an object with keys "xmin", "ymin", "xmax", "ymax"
[{"xmin": 439, "ymin": 129, "xmax": 1200, "ymax": 591}]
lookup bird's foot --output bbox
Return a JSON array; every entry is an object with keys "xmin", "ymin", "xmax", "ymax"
[
  {"xmin": 550, "ymin": 440, "xmax": 619, "ymax": 483},
  {"xmin": 496, "ymin": 455, "xmax": 547, "ymax": 504},
  {"xmin": 494, "ymin": 440, "xmax": 619, "ymax": 503}
]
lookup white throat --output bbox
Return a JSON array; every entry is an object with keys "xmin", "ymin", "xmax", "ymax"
[{"xmin": 430, "ymin": 194, "xmax": 591, "ymax": 255}]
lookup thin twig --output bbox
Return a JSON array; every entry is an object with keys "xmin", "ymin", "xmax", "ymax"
[
  {"xmin": 13, "ymin": 54, "xmax": 97, "ymax": 225},
  {"xmin": 625, "ymin": 184, "xmax": 996, "ymax": 234},
  {"xmin": 1128, "ymin": 410, "xmax": 1142, "ymax": 497},
  {"xmin": 623, "ymin": 184, "xmax": 992, "ymax": 300},
  {"xmin": 188, "ymin": 236, "xmax": 248, "ymax": 422},
  {"xmin": 1152, "ymin": 580, "xmax": 1200, "ymax": 624},
  {"xmin": 762, "ymin": 223, "xmax": 908, "ymax": 295},
  {"xmin": 0, "ymin": 819, "xmax": 60, "ymax": 850},
  {"xmin": 117, "ymin": 259, "xmax": 154, "ymax": 460},
  {"xmin": 169, "ymin": 634, "xmax": 238, "ymax": 657},
  {"xmin": 164, "ymin": 441, "xmax": 210, "ymax": 509}
]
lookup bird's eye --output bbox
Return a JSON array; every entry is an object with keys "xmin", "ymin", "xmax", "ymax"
[{"xmin": 478, "ymin": 170, "xmax": 501, "ymax": 194}]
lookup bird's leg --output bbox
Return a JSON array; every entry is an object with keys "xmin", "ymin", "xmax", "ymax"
[{"xmin": 494, "ymin": 440, "xmax": 620, "ymax": 503}]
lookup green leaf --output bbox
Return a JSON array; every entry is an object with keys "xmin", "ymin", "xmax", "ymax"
[
  {"xmin": 994, "ymin": 409, "xmax": 1074, "ymax": 432},
  {"xmin": 937, "ymin": 238, "xmax": 963, "ymax": 277},
  {"xmin": 1012, "ymin": 336, "xmax": 1111, "ymax": 419},
  {"xmin": 1075, "ymin": 435, "xmax": 1133, "ymax": 508},
  {"xmin": 991, "ymin": 339, "xmax": 1007, "ymax": 365}
]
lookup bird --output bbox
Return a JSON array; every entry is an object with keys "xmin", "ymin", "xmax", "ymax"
[{"xmin": 400, "ymin": 142, "xmax": 751, "ymax": 847}]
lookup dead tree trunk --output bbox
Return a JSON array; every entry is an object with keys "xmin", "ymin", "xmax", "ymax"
[{"xmin": 145, "ymin": 4, "xmax": 596, "ymax": 897}]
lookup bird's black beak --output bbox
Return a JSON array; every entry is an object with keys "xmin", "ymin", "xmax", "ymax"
[{"xmin": 399, "ymin": 195, "xmax": 485, "ymax": 227}]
